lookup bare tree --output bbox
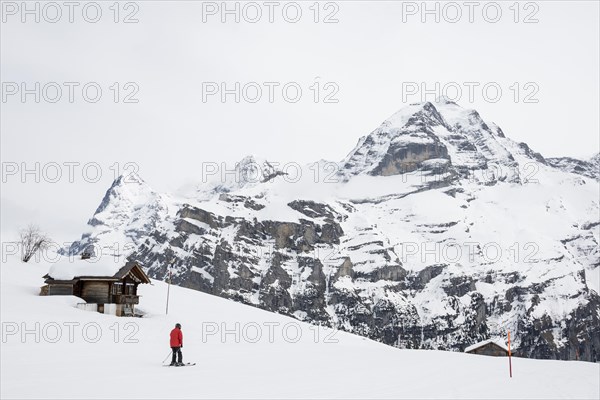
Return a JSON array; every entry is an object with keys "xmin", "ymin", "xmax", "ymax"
[{"xmin": 19, "ymin": 224, "xmax": 51, "ymax": 263}]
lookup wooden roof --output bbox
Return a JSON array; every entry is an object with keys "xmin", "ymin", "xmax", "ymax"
[
  {"xmin": 465, "ymin": 338, "xmax": 509, "ymax": 353},
  {"xmin": 44, "ymin": 260, "xmax": 151, "ymax": 284},
  {"xmin": 114, "ymin": 261, "xmax": 152, "ymax": 284}
]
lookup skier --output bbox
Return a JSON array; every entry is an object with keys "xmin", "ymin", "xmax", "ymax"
[{"xmin": 170, "ymin": 323, "xmax": 184, "ymax": 366}]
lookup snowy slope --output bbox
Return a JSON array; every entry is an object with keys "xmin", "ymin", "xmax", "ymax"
[
  {"xmin": 1, "ymin": 260, "xmax": 599, "ymax": 399},
  {"xmin": 63, "ymin": 99, "xmax": 600, "ymax": 361}
]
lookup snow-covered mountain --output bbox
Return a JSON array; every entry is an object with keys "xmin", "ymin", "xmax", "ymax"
[{"xmin": 65, "ymin": 99, "xmax": 600, "ymax": 361}]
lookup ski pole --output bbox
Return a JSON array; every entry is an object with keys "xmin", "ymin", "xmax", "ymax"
[{"xmin": 162, "ymin": 351, "xmax": 173, "ymax": 364}]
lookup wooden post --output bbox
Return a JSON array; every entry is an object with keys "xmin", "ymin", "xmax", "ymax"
[
  {"xmin": 166, "ymin": 261, "xmax": 173, "ymax": 315},
  {"xmin": 508, "ymin": 330, "xmax": 513, "ymax": 378}
]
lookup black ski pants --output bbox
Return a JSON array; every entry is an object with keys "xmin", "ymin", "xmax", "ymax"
[{"xmin": 171, "ymin": 347, "xmax": 182, "ymax": 364}]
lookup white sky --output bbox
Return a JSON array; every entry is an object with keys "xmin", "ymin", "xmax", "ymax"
[{"xmin": 1, "ymin": 0, "xmax": 599, "ymax": 244}]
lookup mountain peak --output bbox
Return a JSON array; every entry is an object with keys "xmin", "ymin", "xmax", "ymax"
[
  {"xmin": 384, "ymin": 100, "xmax": 447, "ymax": 130},
  {"xmin": 113, "ymin": 171, "xmax": 145, "ymax": 186},
  {"xmin": 341, "ymin": 100, "xmax": 460, "ymax": 178},
  {"xmin": 89, "ymin": 172, "xmax": 157, "ymax": 225},
  {"xmin": 432, "ymin": 95, "xmax": 459, "ymax": 106},
  {"xmin": 340, "ymin": 99, "xmax": 551, "ymax": 183}
]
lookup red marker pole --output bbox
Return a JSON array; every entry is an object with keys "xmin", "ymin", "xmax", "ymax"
[{"xmin": 508, "ymin": 330, "xmax": 513, "ymax": 378}]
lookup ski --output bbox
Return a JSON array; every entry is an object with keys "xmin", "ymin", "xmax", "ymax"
[{"xmin": 163, "ymin": 362, "xmax": 196, "ymax": 367}]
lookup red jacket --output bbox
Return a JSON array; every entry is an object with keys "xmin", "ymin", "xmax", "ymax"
[{"xmin": 170, "ymin": 328, "xmax": 183, "ymax": 347}]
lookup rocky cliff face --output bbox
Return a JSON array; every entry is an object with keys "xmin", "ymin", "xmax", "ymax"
[
  {"xmin": 66, "ymin": 99, "xmax": 600, "ymax": 362},
  {"xmin": 546, "ymin": 154, "xmax": 600, "ymax": 180}
]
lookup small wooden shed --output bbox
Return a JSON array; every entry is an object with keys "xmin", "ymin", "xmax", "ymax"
[
  {"xmin": 41, "ymin": 256, "xmax": 151, "ymax": 317},
  {"xmin": 465, "ymin": 338, "xmax": 510, "ymax": 357}
]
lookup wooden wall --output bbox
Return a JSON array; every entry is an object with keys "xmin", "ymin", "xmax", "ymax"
[
  {"xmin": 48, "ymin": 284, "xmax": 73, "ymax": 296},
  {"xmin": 81, "ymin": 281, "xmax": 110, "ymax": 304}
]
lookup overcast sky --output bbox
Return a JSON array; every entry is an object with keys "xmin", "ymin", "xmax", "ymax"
[{"xmin": 1, "ymin": 0, "xmax": 599, "ymax": 244}]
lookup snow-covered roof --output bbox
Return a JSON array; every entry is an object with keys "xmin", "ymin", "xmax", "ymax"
[
  {"xmin": 464, "ymin": 338, "xmax": 509, "ymax": 353},
  {"xmin": 47, "ymin": 256, "xmax": 128, "ymax": 281}
]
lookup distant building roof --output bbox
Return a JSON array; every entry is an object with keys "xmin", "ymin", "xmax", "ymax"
[{"xmin": 465, "ymin": 338, "xmax": 509, "ymax": 353}]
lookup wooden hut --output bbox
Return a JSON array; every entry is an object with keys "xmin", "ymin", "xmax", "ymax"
[
  {"xmin": 465, "ymin": 338, "xmax": 510, "ymax": 357},
  {"xmin": 41, "ymin": 256, "xmax": 151, "ymax": 317}
]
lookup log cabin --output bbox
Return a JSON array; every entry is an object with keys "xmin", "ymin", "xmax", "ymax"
[
  {"xmin": 41, "ymin": 255, "xmax": 151, "ymax": 317},
  {"xmin": 464, "ymin": 338, "xmax": 511, "ymax": 357}
]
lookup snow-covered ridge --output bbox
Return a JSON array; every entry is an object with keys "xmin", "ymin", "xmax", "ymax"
[{"xmin": 546, "ymin": 153, "xmax": 600, "ymax": 180}]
